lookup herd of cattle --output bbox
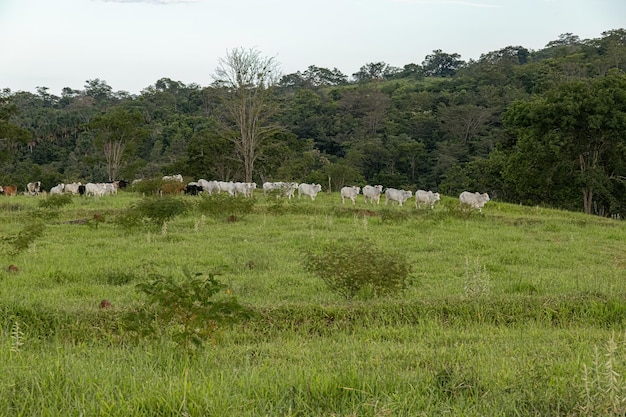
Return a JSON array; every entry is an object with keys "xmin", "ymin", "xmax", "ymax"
[{"xmin": 0, "ymin": 176, "xmax": 491, "ymax": 211}]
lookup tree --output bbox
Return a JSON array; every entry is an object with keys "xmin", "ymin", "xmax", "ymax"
[
  {"xmin": 504, "ymin": 70, "xmax": 626, "ymax": 214},
  {"xmin": 213, "ymin": 47, "xmax": 282, "ymax": 182},
  {"xmin": 352, "ymin": 62, "xmax": 400, "ymax": 82},
  {"xmin": 0, "ymin": 100, "xmax": 30, "ymax": 163},
  {"xmin": 89, "ymin": 106, "xmax": 146, "ymax": 181},
  {"xmin": 422, "ymin": 50, "xmax": 465, "ymax": 77}
]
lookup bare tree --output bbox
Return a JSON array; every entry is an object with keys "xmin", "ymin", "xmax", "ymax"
[
  {"xmin": 213, "ymin": 47, "xmax": 282, "ymax": 182},
  {"xmin": 103, "ymin": 139, "xmax": 125, "ymax": 182},
  {"xmin": 89, "ymin": 107, "xmax": 145, "ymax": 181}
]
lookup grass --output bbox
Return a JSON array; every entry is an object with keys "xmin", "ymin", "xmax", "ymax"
[{"xmin": 1, "ymin": 191, "xmax": 626, "ymax": 415}]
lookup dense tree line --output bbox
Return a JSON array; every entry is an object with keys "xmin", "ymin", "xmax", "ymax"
[{"xmin": 1, "ymin": 29, "xmax": 625, "ymax": 216}]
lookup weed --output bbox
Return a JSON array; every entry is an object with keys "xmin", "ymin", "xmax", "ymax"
[
  {"xmin": 580, "ymin": 332, "xmax": 626, "ymax": 416},
  {"xmin": 9, "ymin": 320, "xmax": 24, "ymax": 356}
]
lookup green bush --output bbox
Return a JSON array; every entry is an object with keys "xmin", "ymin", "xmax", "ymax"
[
  {"xmin": 116, "ymin": 196, "xmax": 189, "ymax": 230},
  {"xmin": 131, "ymin": 178, "xmax": 163, "ymax": 195},
  {"xmin": 303, "ymin": 239, "xmax": 412, "ymax": 299},
  {"xmin": 124, "ymin": 269, "xmax": 254, "ymax": 352},
  {"xmin": 37, "ymin": 194, "xmax": 73, "ymax": 209},
  {"xmin": 196, "ymin": 193, "xmax": 255, "ymax": 221}
]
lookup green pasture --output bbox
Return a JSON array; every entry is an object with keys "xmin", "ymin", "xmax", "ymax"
[{"xmin": 1, "ymin": 191, "xmax": 625, "ymax": 416}]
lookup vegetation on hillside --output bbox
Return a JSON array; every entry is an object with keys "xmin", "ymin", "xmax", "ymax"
[{"xmin": 1, "ymin": 30, "xmax": 626, "ymax": 217}]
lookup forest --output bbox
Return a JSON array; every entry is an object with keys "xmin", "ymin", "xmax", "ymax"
[{"xmin": 1, "ymin": 29, "xmax": 625, "ymax": 216}]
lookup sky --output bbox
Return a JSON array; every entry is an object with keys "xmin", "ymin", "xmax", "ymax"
[{"xmin": 0, "ymin": 0, "xmax": 624, "ymax": 96}]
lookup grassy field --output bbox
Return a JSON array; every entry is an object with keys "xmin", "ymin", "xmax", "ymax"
[{"xmin": 1, "ymin": 191, "xmax": 626, "ymax": 416}]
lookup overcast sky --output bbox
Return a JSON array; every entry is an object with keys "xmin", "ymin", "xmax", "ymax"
[{"xmin": 0, "ymin": 0, "xmax": 624, "ymax": 96}]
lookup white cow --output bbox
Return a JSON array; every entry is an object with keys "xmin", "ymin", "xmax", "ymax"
[
  {"xmin": 263, "ymin": 182, "xmax": 298, "ymax": 199},
  {"xmin": 162, "ymin": 174, "xmax": 183, "ymax": 183},
  {"xmin": 63, "ymin": 182, "xmax": 82, "ymax": 195},
  {"xmin": 216, "ymin": 181, "xmax": 236, "ymax": 196},
  {"xmin": 197, "ymin": 179, "xmax": 219, "ymax": 195},
  {"xmin": 362, "ymin": 185, "xmax": 383, "ymax": 205},
  {"xmin": 49, "ymin": 184, "xmax": 65, "ymax": 195},
  {"xmin": 298, "ymin": 183, "xmax": 322, "ymax": 201},
  {"xmin": 234, "ymin": 182, "xmax": 257, "ymax": 197},
  {"xmin": 415, "ymin": 190, "xmax": 441, "ymax": 209},
  {"xmin": 385, "ymin": 188, "xmax": 413, "ymax": 207},
  {"xmin": 340, "ymin": 186, "xmax": 361, "ymax": 205},
  {"xmin": 26, "ymin": 181, "xmax": 41, "ymax": 196},
  {"xmin": 85, "ymin": 183, "xmax": 106, "ymax": 197},
  {"xmin": 459, "ymin": 191, "xmax": 490, "ymax": 212}
]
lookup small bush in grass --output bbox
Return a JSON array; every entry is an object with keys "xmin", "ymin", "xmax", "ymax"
[
  {"xmin": 37, "ymin": 194, "xmax": 73, "ymax": 209},
  {"xmin": 196, "ymin": 193, "xmax": 255, "ymax": 221},
  {"xmin": 116, "ymin": 196, "xmax": 189, "ymax": 231},
  {"xmin": 303, "ymin": 239, "xmax": 412, "ymax": 299},
  {"xmin": 125, "ymin": 268, "xmax": 254, "ymax": 352}
]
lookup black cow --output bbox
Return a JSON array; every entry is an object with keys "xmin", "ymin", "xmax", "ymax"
[{"xmin": 184, "ymin": 182, "xmax": 203, "ymax": 196}]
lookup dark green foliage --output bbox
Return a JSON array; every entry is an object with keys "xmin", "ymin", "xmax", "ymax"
[
  {"xmin": 196, "ymin": 193, "xmax": 255, "ymax": 221},
  {"xmin": 125, "ymin": 269, "xmax": 254, "ymax": 351},
  {"xmin": 37, "ymin": 194, "xmax": 73, "ymax": 209},
  {"xmin": 116, "ymin": 196, "xmax": 189, "ymax": 230},
  {"xmin": 303, "ymin": 239, "xmax": 412, "ymax": 299},
  {"xmin": 1, "ymin": 220, "xmax": 46, "ymax": 255}
]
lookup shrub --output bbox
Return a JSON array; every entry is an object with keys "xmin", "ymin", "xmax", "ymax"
[
  {"xmin": 196, "ymin": 193, "xmax": 255, "ymax": 221},
  {"xmin": 131, "ymin": 178, "xmax": 163, "ymax": 195},
  {"xmin": 303, "ymin": 239, "xmax": 412, "ymax": 299},
  {"xmin": 124, "ymin": 269, "xmax": 254, "ymax": 352},
  {"xmin": 37, "ymin": 194, "xmax": 73, "ymax": 209},
  {"xmin": 116, "ymin": 196, "xmax": 189, "ymax": 230}
]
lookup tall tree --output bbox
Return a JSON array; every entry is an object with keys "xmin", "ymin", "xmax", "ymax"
[
  {"xmin": 422, "ymin": 50, "xmax": 465, "ymax": 77},
  {"xmin": 0, "ymin": 100, "xmax": 30, "ymax": 163},
  {"xmin": 504, "ymin": 70, "xmax": 626, "ymax": 214},
  {"xmin": 89, "ymin": 107, "xmax": 146, "ymax": 181},
  {"xmin": 213, "ymin": 47, "xmax": 282, "ymax": 182}
]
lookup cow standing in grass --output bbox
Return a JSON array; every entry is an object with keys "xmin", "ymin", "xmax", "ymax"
[
  {"xmin": 340, "ymin": 186, "xmax": 361, "ymax": 205},
  {"xmin": 459, "ymin": 191, "xmax": 490, "ymax": 212},
  {"xmin": 298, "ymin": 183, "xmax": 322, "ymax": 201},
  {"xmin": 362, "ymin": 185, "xmax": 383, "ymax": 205},
  {"xmin": 415, "ymin": 190, "xmax": 440, "ymax": 209},
  {"xmin": 384, "ymin": 188, "xmax": 412, "ymax": 206},
  {"xmin": 27, "ymin": 181, "xmax": 41, "ymax": 196}
]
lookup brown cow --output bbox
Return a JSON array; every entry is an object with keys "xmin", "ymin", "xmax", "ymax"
[{"xmin": 2, "ymin": 185, "xmax": 17, "ymax": 196}]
